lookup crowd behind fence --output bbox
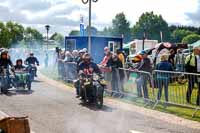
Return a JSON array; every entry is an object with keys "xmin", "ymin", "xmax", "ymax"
[{"xmin": 57, "ymin": 60, "xmax": 200, "ymax": 117}]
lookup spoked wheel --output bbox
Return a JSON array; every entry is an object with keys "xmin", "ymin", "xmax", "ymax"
[{"xmin": 95, "ymin": 86, "xmax": 104, "ymax": 109}]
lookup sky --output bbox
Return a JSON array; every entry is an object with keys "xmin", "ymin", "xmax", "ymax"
[{"xmin": 0, "ymin": 0, "xmax": 199, "ymax": 36}]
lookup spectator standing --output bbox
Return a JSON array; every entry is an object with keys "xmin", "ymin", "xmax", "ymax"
[
  {"xmin": 185, "ymin": 46, "xmax": 200, "ymax": 105},
  {"xmin": 110, "ymin": 53, "xmax": 123, "ymax": 94},
  {"xmin": 156, "ymin": 54, "xmax": 173, "ymax": 102},
  {"xmin": 134, "ymin": 50, "xmax": 152, "ymax": 99},
  {"xmin": 175, "ymin": 49, "xmax": 185, "ymax": 72}
]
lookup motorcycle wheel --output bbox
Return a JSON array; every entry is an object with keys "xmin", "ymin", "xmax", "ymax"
[{"xmin": 95, "ymin": 86, "xmax": 104, "ymax": 109}]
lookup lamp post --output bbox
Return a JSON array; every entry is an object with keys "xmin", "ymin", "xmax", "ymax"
[
  {"xmin": 45, "ymin": 25, "xmax": 50, "ymax": 49},
  {"xmin": 142, "ymin": 32, "xmax": 146, "ymax": 50},
  {"xmin": 81, "ymin": 0, "xmax": 98, "ymax": 54}
]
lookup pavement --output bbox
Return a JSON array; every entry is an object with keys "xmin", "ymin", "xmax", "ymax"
[{"xmin": 0, "ymin": 74, "xmax": 200, "ymax": 133}]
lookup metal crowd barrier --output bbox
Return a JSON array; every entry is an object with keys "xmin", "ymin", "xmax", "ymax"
[
  {"xmin": 153, "ymin": 70, "xmax": 200, "ymax": 117},
  {"xmin": 57, "ymin": 61, "xmax": 77, "ymax": 82},
  {"xmin": 100, "ymin": 67, "xmax": 155, "ymax": 103},
  {"xmin": 63, "ymin": 62, "xmax": 77, "ymax": 82}
]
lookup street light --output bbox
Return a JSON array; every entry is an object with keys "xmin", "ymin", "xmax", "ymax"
[
  {"xmin": 81, "ymin": 0, "xmax": 98, "ymax": 54},
  {"xmin": 45, "ymin": 25, "xmax": 50, "ymax": 49}
]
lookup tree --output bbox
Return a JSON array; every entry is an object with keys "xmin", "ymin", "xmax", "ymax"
[
  {"xmin": 25, "ymin": 27, "xmax": 43, "ymax": 41},
  {"xmin": 0, "ymin": 22, "xmax": 11, "ymax": 48},
  {"xmin": 6, "ymin": 21, "xmax": 24, "ymax": 44},
  {"xmin": 111, "ymin": 12, "xmax": 131, "ymax": 43},
  {"xmin": 50, "ymin": 32, "xmax": 64, "ymax": 45},
  {"xmin": 182, "ymin": 34, "xmax": 200, "ymax": 44},
  {"xmin": 133, "ymin": 11, "xmax": 170, "ymax": 42},
  {"xmin": 69, "ymin": 30, "xmax": 80, "ymax": 36},
  {"xmin": 172, "ymin": 29, "xmax": 193, "ymax": 43}
]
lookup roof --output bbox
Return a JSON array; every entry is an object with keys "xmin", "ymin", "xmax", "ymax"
[{"xmin": 190, "ymin": 40, "xmax": 200, "ymax": 47}]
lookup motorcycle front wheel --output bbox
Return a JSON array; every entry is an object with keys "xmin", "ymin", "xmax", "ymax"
[{"xmin": 95, "ymin": 86, "xmax": 104, "ymax": 109}]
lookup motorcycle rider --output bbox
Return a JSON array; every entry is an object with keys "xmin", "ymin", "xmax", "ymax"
[
  {"xmin": 0, "ymin": 51, "xmax": 14, "ymax": 91},
  {"xmin": 25, "ymin": 53, "xmax": 39, "ymax": 76},
  {"xmin": 15, "ymin": 59, "xmax": 26, "ymax": 71},
  {"xmin": 79, "ymin": 53, "xmax": 101, "ymax": 76},
  {"xmin": 78, "ymin": 53, "xmax": 102, "ymax": 101},
  {"xmin": 0, "ymin": 51, "xmax": 14, "ymax": 69}
]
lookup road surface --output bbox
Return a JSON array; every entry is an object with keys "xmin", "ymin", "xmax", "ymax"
[{"xmin": 0, "ymin": 74, "xmax": 200, "ymax": 133}]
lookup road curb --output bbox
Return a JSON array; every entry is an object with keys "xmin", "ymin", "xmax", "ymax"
[{"xmin": 0, "ymin": 110, "xmax": 35, "ymax": 133}]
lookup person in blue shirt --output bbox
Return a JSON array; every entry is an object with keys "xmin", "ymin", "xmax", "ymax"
[{"xmin": 156, "ymin": 54, "xmax": 173, "ymax": 102}]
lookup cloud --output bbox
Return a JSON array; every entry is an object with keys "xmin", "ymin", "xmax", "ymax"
[
  {"xmin": 0, "ymin": 0, "xmax": 87, "ymax": 35},
  {"xmin": 185, "ymin": 0, "xmax": 200, "ymax": 26},
  {"xmin": 0, "ymin": 0, "xmax": 199, "ymax": 35}
]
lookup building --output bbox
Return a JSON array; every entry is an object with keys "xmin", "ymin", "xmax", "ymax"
[
  {"xmin": 65, "ymin": 36, "xmax": 123, "ymax": 63},
  {"xmin": 123, "ymin": 39, "xmax": 158, "ymax": 55}
]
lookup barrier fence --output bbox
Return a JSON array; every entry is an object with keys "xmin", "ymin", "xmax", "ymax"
[{"xmin": 57, "ymin": 61, "xmax": 200, "ymax": 117}]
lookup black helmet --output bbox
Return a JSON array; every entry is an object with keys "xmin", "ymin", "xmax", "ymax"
[
  {"xmin": 30, "ymin": 52, "xmax": 34, "ymax": 56},
  {"xmin": 16, "ymin": 59, "xmax": 23, "ymax": 64},
  {"xmin": 1, "ymin": 51, "xmax": 8, "ymax": 57},
  {"xmin": 83, "ymin": 53, "xmax": 91, "ymax": 61}
]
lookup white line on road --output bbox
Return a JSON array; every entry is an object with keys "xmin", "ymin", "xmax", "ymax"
[{"xmin": 129, "ymin": 130, "xmax": 143, "ymax": 133}]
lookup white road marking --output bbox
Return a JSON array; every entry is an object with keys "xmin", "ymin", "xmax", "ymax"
[{"xmin": 129, "ymin": 130, "xmax": 143, "ymax": 133}]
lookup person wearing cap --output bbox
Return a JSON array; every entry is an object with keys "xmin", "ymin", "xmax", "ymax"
[
  {"xmin": 185, "ymin": 46, "xmax": 200, "ymax": 105},
  {"xmin": 82, "ymin": 48, "xmax": 88, "ymax": 53},
  {"xmin": 134, "ymin": 50, "xmax": 152, "ymax": 99},
  {"xmin": 155, "ymin": 54, "xmax": 173, "ymax": 102},
  {"xmin": 25, "ymin": 53, "xmax": 39, "ymax": 66},
  {"xmin": 25, "ymin": 53, "xmax": 39, "ymax": 76}
]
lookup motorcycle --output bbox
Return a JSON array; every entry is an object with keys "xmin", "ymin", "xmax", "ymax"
[
  {"xmin": 27, "ymin": 64, "xmax": 37, "ymax": 81},
  {"xmin": 0, "ymin": 67, "xmax": 13, "ymax": 94},
  {"xmin": 13, "ymin": 69, "xmax": 32, "ymax": 91},
  {"xmin": 78, "ymin": 72, "xmax": 106, "ymax": 108}
]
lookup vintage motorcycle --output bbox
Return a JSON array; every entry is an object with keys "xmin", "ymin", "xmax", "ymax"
[
  {"xmin": 13, "ymin": 69, "xmax": 32, "ymax": 91},
  {"xmin": 0, "ymin": 67, "xmax": 14, "ymax": 94},
  {"xmin": 27, "ymin": 64, "xmax": 37, "ymax": 81},
  {"xmin": 78, "ymin": 72, "xmax": 106, "ymax": 108}
]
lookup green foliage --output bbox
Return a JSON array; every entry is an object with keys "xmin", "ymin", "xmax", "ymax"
[
  {"xmin": 172, "ymin": 29, "xmax": 193, "ymax": 43},
  {"xmin": 25, "ymin": 27, "xmax": 43, "ymax": 41},
  {"xmin": 111, "ymin": 12, "xmax": 131, "ymax": 43},
  {"xmin": 182, "ymin": 34, "xmax": 200, "ymax": 44},
  {"xmin": 6, "ymin": 21, "xmax": 24, "ymax": 44},
  {"xmin": 133, "ymin": 11, "xmax": 170, "ymax": 42},
  {"xmin": 0, "ymin": 22, "xmax": 11, "ymax": 48},
  {"xmin": 50, "ymin": 32, "xmax": 64, "ymax": 45}
]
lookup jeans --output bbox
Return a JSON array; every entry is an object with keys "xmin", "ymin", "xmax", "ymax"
[
  {"xmin": 157, "ymin": 78, "xmax": 169, "ymax": 102},
  {"xmin": 186, "ymin": 76, "xmax": 200, "ymax": 105},
  {"xmin": 136, "ymin": 75, "xmax": 149, "ymax": 99}
]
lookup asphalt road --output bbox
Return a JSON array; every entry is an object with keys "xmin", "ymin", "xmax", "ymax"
[{"xmin": 0, "ymin": 75, "xmax": 200, "ymax": 133}]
